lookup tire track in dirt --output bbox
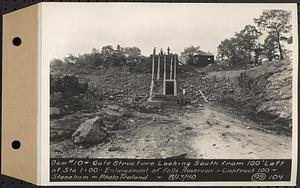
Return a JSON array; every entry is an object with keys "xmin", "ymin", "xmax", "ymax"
[{"xmin": 180, "ymin": 104, "xmax": 292, "ymax": 159}]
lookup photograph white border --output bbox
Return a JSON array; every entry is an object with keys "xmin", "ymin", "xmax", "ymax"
[{"xmin": 39, "ymin": 2, "xmax": 298, "ymax": 186}]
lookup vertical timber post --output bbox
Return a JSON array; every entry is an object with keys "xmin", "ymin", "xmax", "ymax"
[
  {"xmin": 163, "ymin": 55, "xmax": 166, "ymax": 95},
  {"xmin": 170, "ymin": 57, "xmax": 173, "ymax": 80},
  {"xmin": 174, "ymin": 55, "xmax": 177, "ymax": 96},
  {"xmin": 149, "ymin": 55, "xmax": 155, "ymax": 100},
  {"xmin": 157, "ymin": 55, "xmax": 160, "ymax": 80}
]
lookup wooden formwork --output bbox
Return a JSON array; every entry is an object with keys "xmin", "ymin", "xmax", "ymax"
[{"xmin": 149, "ymin": 53, "xmax": 179, "ymax": 100}]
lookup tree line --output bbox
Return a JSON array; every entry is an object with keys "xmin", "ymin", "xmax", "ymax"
[
  {"xmin": 50, "ymin": 45, "xmax": 145, "ymax": 70},
  {"xmin": 217, "ymin": 10, "xmax": 292, "ymax": 67}
]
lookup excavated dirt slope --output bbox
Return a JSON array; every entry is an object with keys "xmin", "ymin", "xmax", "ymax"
[{"xmin": 178, "ymin": 61, "xmax": 292, "ymax": 134}]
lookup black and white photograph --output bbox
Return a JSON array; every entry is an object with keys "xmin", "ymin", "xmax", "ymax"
[{"xmin": 46, "ymin": 3, "xmax": 297, "ymax": 162}]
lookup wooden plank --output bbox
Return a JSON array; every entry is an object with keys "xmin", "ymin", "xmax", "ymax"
[
  {"xmin": 157, "ymin": 55, "xmax": 160, "ymax": 80},
  {"xmin": 170, "ymin": 56, "xmax": 173, "ymax": 79},
  {"xmin": 199, "ymin": 89, "xmax": 209, "ymax": 103},
  {"xmin": 163, "ymin": 55, "xmax": 166, "ymax": 95},
  {"xmin": 149, "ymin": 55, "xmax": 155, "ymax": 99}
]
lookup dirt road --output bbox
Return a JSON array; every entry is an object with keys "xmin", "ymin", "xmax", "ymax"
[{"xmin": 54, "ymin": 103, "xmax": 291, "ymax": 159}]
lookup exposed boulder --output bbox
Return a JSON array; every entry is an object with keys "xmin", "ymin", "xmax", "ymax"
[
  {"xmin": 111, "ymin": 120, "xmax": 128, "ymax": 130},
  {"xmin": 50, "ymin": 73, "xmax": 101, "ymax": 114},
  {"xmin": 50, "ymin": 128, "xmax": 73, "ymax": 142},
  {"xmin": 72, "ymin": 117, "xmax": 107, "ymax": 144},
  {"xmin": 99, "ymin": 109, "xmax": 123, "ymax": 122},
  {"xmin": 50, "ymin": 73, "xmax": 88, "ymax": 98},
  {"xmin": 50, "ymin": 107, "xmax": 61, "ymax": 117}
]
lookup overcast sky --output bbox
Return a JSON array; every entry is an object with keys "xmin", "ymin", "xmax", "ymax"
[{"xmin": 41, "ymin": 3, "xmax": 296, "ymax": 64}]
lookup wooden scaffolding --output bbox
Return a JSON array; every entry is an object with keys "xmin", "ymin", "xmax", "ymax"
[{"xmin": 149, "ymin": 48, "xmax": 178, "ymax": 100}]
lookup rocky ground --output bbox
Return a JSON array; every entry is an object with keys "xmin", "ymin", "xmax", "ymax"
[
  {"xmin": 50, "ymin": 61, "xmax": 293, "ymax": 158},
  {"xmin": 50, "ymin": 103, "xmax": 291, "ymax": 159}
]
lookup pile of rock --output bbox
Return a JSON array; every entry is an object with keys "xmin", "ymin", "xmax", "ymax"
[
  {"xmin": 86, "ymin": 70, "xmax": 151, "ymax": 107},
  {"xmin": 177, "ymin": 73, "xmax": 241, "ymax": 104}
]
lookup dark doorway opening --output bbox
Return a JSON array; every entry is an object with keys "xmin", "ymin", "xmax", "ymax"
[{"xmin": 165, "ymin": 81, "xmax": 175, "ymax": 95}]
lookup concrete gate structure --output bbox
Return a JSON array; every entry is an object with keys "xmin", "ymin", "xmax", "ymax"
[{"xmin": 147, "ymin": 47, "xmax": 181, "ymax": 107}]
